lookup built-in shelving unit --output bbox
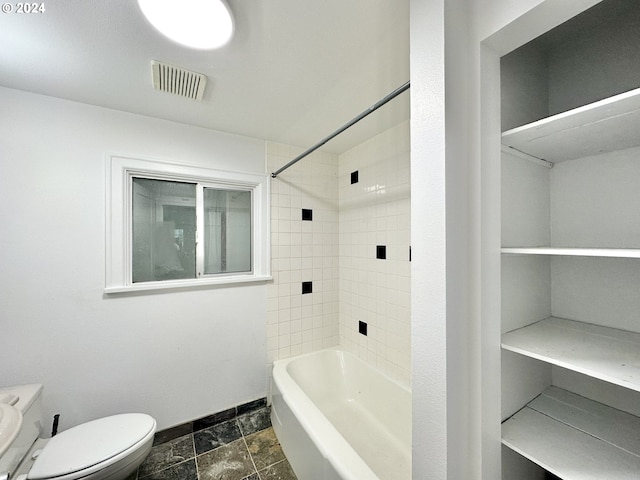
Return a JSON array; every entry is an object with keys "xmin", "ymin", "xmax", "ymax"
[
  {"xmin": 502, "ymin": 87, "xmax": 640, "ymax": 163},
  {"xmin": 502, "ymin": 387, "xmax": 640, "ymax": 480},
  {"xmin": 498, "ymin": 4, "xmax": 640, "ymax": 477}
]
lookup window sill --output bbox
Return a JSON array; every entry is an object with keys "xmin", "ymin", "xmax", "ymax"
[{"xmin": 104, "ymin": 274, "xmax": 273, "ymax": 295}]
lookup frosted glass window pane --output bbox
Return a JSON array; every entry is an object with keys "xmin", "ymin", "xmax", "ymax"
[
  {"xmin": 204, "ymin": 188, "xmax": 251, "ymax": 274},
  {"xmin": 132, "ymin": 178, "xmax": 196, "ymax": 282}
]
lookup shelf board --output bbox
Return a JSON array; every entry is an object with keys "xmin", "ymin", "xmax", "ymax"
[
  {"xmin": 502, "ymin": 87, "xmax": 640, "ymax": 163},
  {"xmin": 502, "ymin": 386, "xmax": 640, "ymax": 480},
  {"xmin": 502, "ymin": 317, "xmax": 640, "ymax": 392},
  {"xmin": 501, "ymin": 247, "xmax": 640, "ymax": 258}
]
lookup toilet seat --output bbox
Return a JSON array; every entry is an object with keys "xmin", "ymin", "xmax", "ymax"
[{"xmin": 27, "ymin": 413, "xmax": 156, "ymax": 480}]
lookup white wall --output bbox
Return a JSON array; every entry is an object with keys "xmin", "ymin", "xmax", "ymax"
[
  {"xmin": 547, "ymin": 4, "xmax": 640, "ymax": 115},
  {"xmin": 410, "ymin": 0, "xmax": 448, "ymax": 478},
  {"xmin": 0, "ymin": 86, "xmax": 268, "ymax": 433},
  {"xmin": 472, "ymin": 0, "xmax": 545, "ymax": 43},
  {"xmin": 500, "ymin": 42, "xmax": 549, "ymax": 131}
]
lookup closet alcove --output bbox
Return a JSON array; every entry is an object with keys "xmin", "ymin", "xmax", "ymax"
[{"xmin": 498, "ymin": 0, "xmax": 640, "ymax": 478}]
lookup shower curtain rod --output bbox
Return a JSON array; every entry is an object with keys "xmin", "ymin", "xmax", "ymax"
[{"xmin": 271, "ymin": 81, "xmax": 410, "ymax": 178}]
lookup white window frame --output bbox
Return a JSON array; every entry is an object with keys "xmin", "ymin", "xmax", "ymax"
[{"xmin": 105, "ymin": 155, "xmax": 271, "ymax": 294}]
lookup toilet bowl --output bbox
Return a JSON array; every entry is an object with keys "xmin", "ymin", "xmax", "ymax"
[{"xmin": 0, "ymin": 385, "xmax": 156, "ymax": 480}]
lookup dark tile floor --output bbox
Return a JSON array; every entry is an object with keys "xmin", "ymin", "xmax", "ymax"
[{"xmin": 128, "ymin": 406, "xmax": 298, "ymax": 480}]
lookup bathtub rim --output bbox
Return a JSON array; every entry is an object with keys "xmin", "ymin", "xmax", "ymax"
[{"xmin": 271, "ymin": 348, "xmax": 411, "ymax": 480}]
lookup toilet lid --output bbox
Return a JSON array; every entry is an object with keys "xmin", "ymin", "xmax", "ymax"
[{"xmin": 28, "ymin": 413, "xmax": 155, "ymax": 480}]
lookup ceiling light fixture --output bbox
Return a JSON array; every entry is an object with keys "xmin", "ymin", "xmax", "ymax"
[{"xmin": 137, "ymin": 0, "xmax": 234, "ymax": 50}]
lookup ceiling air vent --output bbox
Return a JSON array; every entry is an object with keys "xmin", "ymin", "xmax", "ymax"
[{"xmin": 151, "ymin": 60, "xmax": 207, "ymax": 101}]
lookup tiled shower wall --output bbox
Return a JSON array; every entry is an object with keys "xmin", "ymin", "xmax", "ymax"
[
  {"xmin": 338, "ymin": 121, "xmax": 411, "ymax": 386},
  {"xmin": 266, "ymin": 144, "xmax": 340, "ymax": 363},
  {"xmin": 267, "ymin": 121, "xmax": 410, "ymax": 386}
]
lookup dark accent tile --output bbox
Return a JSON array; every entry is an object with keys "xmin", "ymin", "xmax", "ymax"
[
  {"xmin": 138, "ymin": 434, "xmax": 195, "ymax": 477},
  {"xmin": 359, "ymin": 321, "xmax": 368, "ymax": 336},
  {"xmin": 237, "ymin": 407, "xmax": 272, "ymax": 436},
  {"xmin": 194, "ymin": 419, "xmax": 242, "ymax": 455},
  {"xmin": 258, "ymin": 459, "xmax": 298, "ymax": 480},
  {"xmin": 301, "ymin": 281, "xmax": 312, "ymax": 294},
  {"xmin": 245, "ymin": 427, "xmax": 285, "ymax": 471},
  {"xmin": 237, "ymin": 397, "xmax": 268, "ymax": 416},
  {"xmin": 193, "ymin": 407, "xmax": 236, "ymax": 432},
  {"xmin": 350, "ymin": 171, "xmax": 359, "ymax": 184},
  {"xmin": 376, "ymin": 245, "xmax": 386, "ymax": 259},
  {"xmin": 301, "ymin": 208, "xmax": 313, "ymax": 221},
  {"xmin": 197, "ymin": 439, "xmax": 255, "ymax": 480},
  {"xmin": 153, "ymin": 422, "xmax": 193, "ymax": 446},
  {"xmin": 141, "ymin": 459, "xmax": 198, "ymax": 480}
]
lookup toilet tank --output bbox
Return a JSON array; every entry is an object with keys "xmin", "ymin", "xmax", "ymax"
[{"xmin": 0, "ymin": 384, "xmax": 44, "ymax": 477}]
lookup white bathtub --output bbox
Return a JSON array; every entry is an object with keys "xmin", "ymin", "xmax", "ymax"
[{"xmin": 270, "ymin": 349, "xmax": 411, "ymax": 480}]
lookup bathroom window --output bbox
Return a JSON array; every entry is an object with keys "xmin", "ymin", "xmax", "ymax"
[{"xmin": 106, "ymin": 156, "xmax": 270, "ymax": 293}]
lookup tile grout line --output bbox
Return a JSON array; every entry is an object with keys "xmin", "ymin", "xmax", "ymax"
[
  {"xmin": 190, "ymin": 432, "xmax": 200, "ymax": 480},
  {"xmin": 138, "ymin": 457, "xmax": 194, "ymax": 480},
  {"xmin": 240, "ymin": 421, "xmax": 262, "ymax": 480}
]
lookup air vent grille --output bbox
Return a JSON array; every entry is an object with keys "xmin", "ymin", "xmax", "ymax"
[{"xmin": 151, "ymin": 61, "xmax": 207, "ymax": 101}]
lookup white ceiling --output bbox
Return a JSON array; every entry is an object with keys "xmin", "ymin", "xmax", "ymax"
[{"xmin": 0, "ymin": 0, "xmax": 410, "ymax": 154}]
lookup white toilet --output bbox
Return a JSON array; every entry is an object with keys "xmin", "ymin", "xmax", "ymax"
[{"xmin": 0, "ymin": 384, "xmax": 156, "ymax": 480}]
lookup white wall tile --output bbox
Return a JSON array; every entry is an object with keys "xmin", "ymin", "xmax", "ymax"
[
  {"xmin": 338, "ymin": 121, "xmax": 411, "ymax": 386},
  {"xmin": 266, "ymin": 121, "xmax": 410, "ymax": 386},
  {"xmin": 268, "ymin": 145, "xmax": 340, "ymax": 359}
]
